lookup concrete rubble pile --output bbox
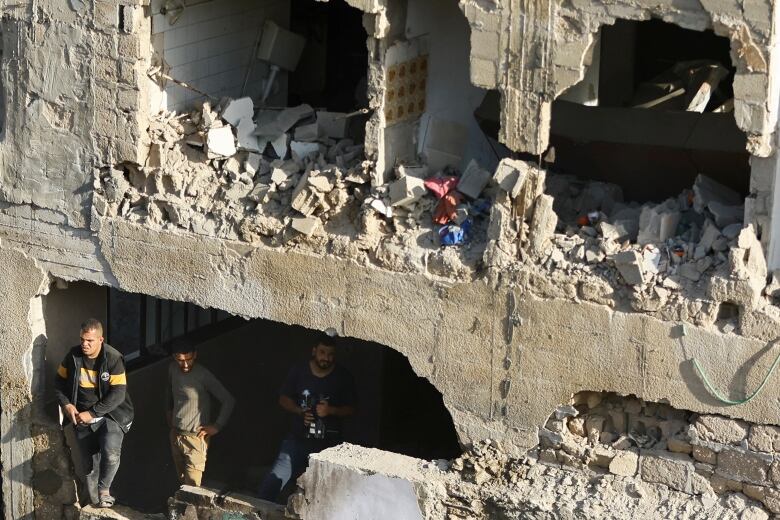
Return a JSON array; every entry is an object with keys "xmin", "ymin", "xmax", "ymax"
[
  {"xmin": 528, "ymin": 170, "xmax": 770, "ymax": 318},
  {"xmin": 532, "ymin": 391, "xmax": 780, "ymax": 517},
  {"xmin": 438, "ymin": 416, "xmax": 770, "ymax": 520},
  {"xmin": 94, "ymin": 97, "xmax": 371, "ymax": 242}
]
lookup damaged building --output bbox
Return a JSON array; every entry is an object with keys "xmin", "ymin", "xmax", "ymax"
[{"xmin": 3, "ymin": 0, "xmax": 780, "ymax": 517}]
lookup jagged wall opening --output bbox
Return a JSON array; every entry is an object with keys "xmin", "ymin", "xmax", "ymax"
[
  {"xmin": 550, "ymin": 18, "xmax": 749, "ymax": 205},
  {"xmin": 42, "ymin": 282, "xmax": 460, "ymax": 513}
]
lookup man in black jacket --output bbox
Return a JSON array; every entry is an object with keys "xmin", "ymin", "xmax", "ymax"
[{"xmin": 55, "ymin": 318, "xmax": 133, "ymax": 509}]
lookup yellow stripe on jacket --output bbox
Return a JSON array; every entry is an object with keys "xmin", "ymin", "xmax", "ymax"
[{"xmin": 79, "ymin": 368, "xmax": 98, "ymax": 389}]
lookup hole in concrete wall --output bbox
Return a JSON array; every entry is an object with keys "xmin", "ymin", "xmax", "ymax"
[
  {"xmin": 716, "ymin": 301, "xmax": 740, "ymax": 321},
  {"xmin": 150, "ymin": 0, "xmax": 368, "ymax": 119},
  {"xmin": 550, "ymin": 19, "xmax": 748, "ymax": 204},
  {"xmin": 43, "ymin": 282, "xmax": 460, "ymax": 513},
  {"xmin": 537, "ymin": 391, "xmax": 777, "ymax": 515},
  {"xmin": 599, "ymin": 19, "xmax": 734, "ymax": 111}
]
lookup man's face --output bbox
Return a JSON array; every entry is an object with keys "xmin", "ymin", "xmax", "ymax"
[
  {"xmin": 174, "ymin": 352, "xmax": 197, "ymax": 373},
  {"xmin": 80, "ymin": 329, "xmax": 103, "ymax": 359},
  {"xmin": 312, "ymin": 344, "xmax": 335, "ymax": 370}
]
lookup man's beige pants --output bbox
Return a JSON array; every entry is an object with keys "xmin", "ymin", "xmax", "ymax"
[{"xmin": 170, "ymin": 430, "xmax": 208, "ymax": 486}]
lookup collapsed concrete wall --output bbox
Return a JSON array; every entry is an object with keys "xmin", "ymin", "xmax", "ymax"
[{"xmin": 0, "ymin": 0, "xmax": 780, "ymax": 517}]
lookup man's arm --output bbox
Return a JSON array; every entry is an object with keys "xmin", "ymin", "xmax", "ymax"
[
  {"xmin": 315, "ymin": 402, "xmax": 355, "ymax": 418},
  {"xmin": 54, "ymin": 355, "xmax": 79, "ymax": 425},
  {"xmin": 89, "ymin": 354, "xmax": 128, "ymax": 418},
  {"xmin": 204, "ymin": 370, "xmax": 235, "ymax": 433}
]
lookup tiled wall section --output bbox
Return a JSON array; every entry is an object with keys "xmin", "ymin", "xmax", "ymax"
[{"xmin": 151, "ymin": 0, "xmax": 291, "ymax": 112}]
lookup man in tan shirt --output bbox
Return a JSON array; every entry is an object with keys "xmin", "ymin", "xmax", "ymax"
[{"xmin": 166, "ymin": 339, "xmax": 235, "ymax": 486}]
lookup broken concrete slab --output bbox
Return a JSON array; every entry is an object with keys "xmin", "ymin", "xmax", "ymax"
[
  {"xmin": 493, "ymin": 158, "xmax": 527, "ymax": 198},
  {"xmin": 708, "ymin": 201, "xmax": 744, "ymax": 227},
  {"xmin": 206, "ymin": 126, "xmax": 237, "ymax": 157},
  {"xmin": 389, "ymin": 176, "xmax": 426, "ymax": 207},
  {"xmin": 291, "ymin": 216, "xmax": 321, "ymax": 236},
  {"xmin": 457, "ymin": 160, "xmax": 491, "ymax": 199},
  {"xmin": 291, "ymin": 141, "xmax": 321, "ymax": 161},
  {"xmin": 221, "ymin": 97, "xmax": 254, "ymax": 127},
  {"xmin": 254, "ymin": 104, "xmax": 314, "ymax": 137},
  {"xmin": 612, "ymin": 251, "xmax": 646, "ymax": 285},
  {"xmin": 236, "ymin": 117, "xmax": 261, "ymax": 152}
]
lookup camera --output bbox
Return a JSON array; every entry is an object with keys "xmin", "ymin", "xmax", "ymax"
[{"xmin": 300, "ymin": 390, "xmax": 326, "ymax": 440}]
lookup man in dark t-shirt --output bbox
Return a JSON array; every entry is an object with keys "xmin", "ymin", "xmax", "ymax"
[{"xmin": 258, "ymin": 335, "xmax": 356, "ymax": 502}]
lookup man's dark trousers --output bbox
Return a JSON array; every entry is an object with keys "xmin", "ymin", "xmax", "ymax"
[{"xmin": 73, "ymin": 418, "xmax": 124, "ymax": 505}]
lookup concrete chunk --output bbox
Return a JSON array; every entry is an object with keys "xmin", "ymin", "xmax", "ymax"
[
  {"xmin": 291, "ymin": 216, "xmax": 321, "ymax": 236},
  {"xmin": 207, "ymin": 126, "xmax": 237, "ymax": 157},
  {"xmin": 291, "ymin": 141, "xmax": 320, "ymax": 160},
  {"xmin": 254, "ymin": 104, "xmax": 314, "ymax": 137},
  {"xmin": 612, "ymin": 251, "xmax": 645, "ymax": 285},
  {"xmin": 527, "ymin": 194, "xmax": 557, "ymax": 258},
  {"xmin": 221, "ymin": 97, "xmax": 254, "ymax": 126},
  {"xmin": 457, "ymin": 160, "xmax": 491, "ymax": 199},
  {"xmin": 389, "ymin": 176, "xmax": 426, "ymax": 207},
  {"xmin": 493, "ymin": 158, "xmax": 527, "ymax": 198}
]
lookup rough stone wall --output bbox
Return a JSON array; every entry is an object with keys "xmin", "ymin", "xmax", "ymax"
[
  {"xmin": 534, "ymin": 392, "xmax": 780, "ymax": 516},
  {"xmin": 0, "ymin": 245, "xmax": 52, "ymax": 520},
  {"xmin": 460, "ymin": 0, "xmax": 778, "ymax": 157},
  {"xmin": 0, "ymin": 0, "xmax": 149, "ymax": 228}
]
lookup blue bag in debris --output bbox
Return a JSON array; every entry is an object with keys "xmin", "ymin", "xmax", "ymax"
[{"xmin": 439, "ymin": 218, "xmax": 473, "ymax": 246}]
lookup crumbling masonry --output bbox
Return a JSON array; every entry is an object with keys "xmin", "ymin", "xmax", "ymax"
[{"xmin": 3, "ymin": 0, "xmax": 780, "ymax": 517}]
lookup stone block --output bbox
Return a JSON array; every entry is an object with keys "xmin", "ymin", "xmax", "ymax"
[
  {"xmin": 527, "ymin": 194, "xmax": 557, "ymax": 258},
  {"xmin": 207, "ymin": 126, "xmax": 237, "ymax": 157},
  {"xmin": 457, "ymin": 160, "xmax": 491, "ymax": 199},
  {"xmin": 612, "ymin": 251, "xmax": 645, "ymax": 285},
  {"xmin": 709, "ymin": 474, "xmax": 743, "ymax": 494},
  {"xmin": 389, "ymin": 176, "xmax": 426, "ymax": 207},
  {"xmin": 770, "ymin": 460, "xmax": 780, "ymax": 486},
  {"xmin": 291, "ymin": 216, "xmax": 321, "ymax": 236},
  {"xmin": 640, "ymin": 451, "xmax": 710, "ymax": 495},
  {"xmin": 609, "ymin": 449, "xmax": 638, "ymax": 477},
  {"xmin": 762, "ymin": 488, "xmax": 780, "ymax": 514},
  {"xmin": 493, "ymin": 158, "xmax": 527, "ymax": 198},
  {"xmin": 668, "ymin": 437, "xmax": 693, "ymax": 454},
  {"xmin": 692, "ymin": 444, "xmax": 717, "ymax": 465},
  {"xmin": 743, "ymin": 484, "xmax": 768, "ymax": 503},
  {"xmin": 749, "ymin": 425, "xmax": 780, "ymax": 452},
  {"xmin": 694, "ymin": 415, "xmax": 749, "ymax": 445},
  {"xmin": 175, "ymin": 485, "xmax": 216, "ymax": 507},
  {"xmin": 716, "ymin": 447, "xmax": 772, "ymax": 485}
]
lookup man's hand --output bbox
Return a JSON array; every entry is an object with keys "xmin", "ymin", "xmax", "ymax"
[
  {"xmin": 63, "ymin": 404, "xmax": 79, "ymax": 425},
  {"xmin": 76, "ymin": 410, "xmax": 93, "ymax": 424},
  {"xmin": 303, "ymin": 409, "xmax": 314, "ymax": 426},
  {"xmin": 197, "ymin": 425, "xmax": 219, "ymax": 440},
  {"xmin": 315, "ymin": 401, "xmax": 331, "ymax": 418}
]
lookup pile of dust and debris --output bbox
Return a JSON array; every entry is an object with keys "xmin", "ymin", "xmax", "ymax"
[
  {"xmin": 437, "ymin": 440, "xmax": 769, "ymax": 520},
  {"xmin": 93, "ymin": 96, "xmax": 777, "ymax": 328}
]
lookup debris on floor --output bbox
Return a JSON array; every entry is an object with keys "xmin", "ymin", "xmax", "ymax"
[{"xmin": 94, "ymin": 98, "xmax": 370, "ymax": 243}]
